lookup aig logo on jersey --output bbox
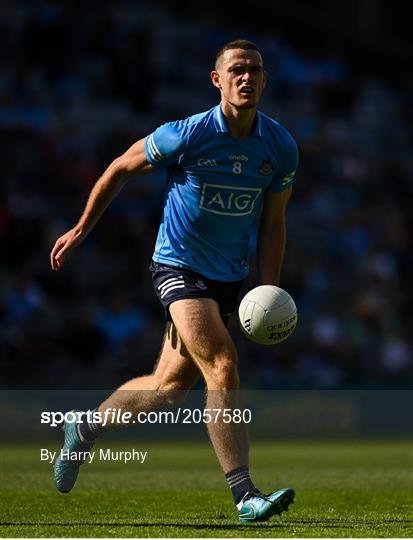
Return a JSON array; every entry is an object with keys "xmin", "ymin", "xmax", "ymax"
[{"xmin": 199, "ymin": 183, "xmax": 262, "ymax": 216}]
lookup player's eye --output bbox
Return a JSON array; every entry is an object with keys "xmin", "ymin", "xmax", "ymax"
[{"xmin": 229, "ymin": 66, "xmax": 262, "ymax": 75}]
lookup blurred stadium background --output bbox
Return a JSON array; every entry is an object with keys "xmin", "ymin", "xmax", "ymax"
[{"xmin": 1, "ymin": 0, "xmax": 413, "ymax": 390}]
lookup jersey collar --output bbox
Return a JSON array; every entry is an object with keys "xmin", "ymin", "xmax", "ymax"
[{"xmin": 213, "ymin": 104, "xmax": 263, "ymax": 137}]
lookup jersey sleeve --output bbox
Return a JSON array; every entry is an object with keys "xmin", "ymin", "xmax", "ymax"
[
  {"xmin": 144, "ymin": 119, "xmax": 190, "ymax": 169},
  {"xmin": 267, "ymin": 136, "xmax": 299, "ymax": 193}
]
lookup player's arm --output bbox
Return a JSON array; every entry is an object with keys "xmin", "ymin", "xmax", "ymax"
[
  {"xmin": 50, "ymin": 138, "xmax": 154, "ymax": 271},
  {"xmin": 257, "ymin": 186, "xmax": 292, "ymax": 286}
]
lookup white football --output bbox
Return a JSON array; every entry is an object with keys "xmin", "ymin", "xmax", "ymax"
[{"xmin": 238, "ymin": 285, "xmax": 298, "ymax": 345}]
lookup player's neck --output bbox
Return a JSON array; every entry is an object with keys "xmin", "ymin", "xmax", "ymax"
[{"xmin": 221, "ymin": 102, "xmax": 257, "ymax": 140}]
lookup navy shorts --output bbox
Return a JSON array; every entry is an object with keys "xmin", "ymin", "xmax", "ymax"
[{"xmin": 150, "ymin": 260, "xmax": 244, "ymax": 325}]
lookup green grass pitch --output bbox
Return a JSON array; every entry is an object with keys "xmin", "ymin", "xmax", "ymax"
[{"xmin": 0, "ymin": 440, "xmax": 412, "ymax": 537}]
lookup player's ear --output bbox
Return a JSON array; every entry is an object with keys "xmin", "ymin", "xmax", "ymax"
[
  {"xmin": 263, "ymin": 70, "xmax": 268, "ymax": 88},
  {"xmin": 211, "ymin": 70, "xmax": 222, "ymax": 89}
]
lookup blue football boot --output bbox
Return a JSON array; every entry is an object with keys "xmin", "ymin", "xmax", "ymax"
[
  {"xmin": 238, "ymin": 487, "xmax": 295, "ymax": 522},
  {"xmin": 54, "ymin": 411, "xmax": 93, "ymax": 493}
]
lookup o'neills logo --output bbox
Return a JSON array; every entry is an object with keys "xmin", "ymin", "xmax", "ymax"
[
  {"xmin": 243, "ymin": 318, "xmax": 252, "ymax": 335},
  {"xmin": 258, "ymin": 159, "xmax": 273, "ymax": 176},
  {"xmin": 229, "ymin": 154, "xmax": 248, "ymax": 161}
]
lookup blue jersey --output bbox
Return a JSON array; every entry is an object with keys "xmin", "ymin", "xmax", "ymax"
[{"xmin": 144, "ymin": 104, "xmax": 298, "ymax": 282}]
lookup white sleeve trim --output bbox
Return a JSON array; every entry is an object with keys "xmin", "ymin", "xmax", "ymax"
[{"xmin": 147, "ymin": 134, "xmax": 164, "ymax": 162}]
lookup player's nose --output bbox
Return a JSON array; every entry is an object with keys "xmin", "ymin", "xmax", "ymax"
[{"xmin": 241, "ymin": 70, "xmax": 254, "ymax": 83}]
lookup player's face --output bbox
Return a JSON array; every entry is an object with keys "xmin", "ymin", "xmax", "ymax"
[{"xmin": 211, "ymin": 49, "xmax": 266, "ymax": 110}]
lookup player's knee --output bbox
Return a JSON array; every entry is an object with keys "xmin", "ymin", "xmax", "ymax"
[
  {"xmin": 157, "ymin": 381, "xmax": 189, "ymax": 407},
  {"xmin": 206, "ymin": 355, "xmax": 239, "ymax": 390}
]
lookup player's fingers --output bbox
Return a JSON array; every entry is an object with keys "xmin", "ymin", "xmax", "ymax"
[
  {"xmin": 50, "ymin": 242, "xmax": 61, "ymax": 271},
  {"xmin": 50, "ymin": 238, "xmax": 66, "ymax": 271},
  {"xmin": 50, "ymin": 229, "xmax": 81, "ymax": 271},
  {"xmin": 55, "ymin": 243, "xmax": 72, "ymax": 266}
]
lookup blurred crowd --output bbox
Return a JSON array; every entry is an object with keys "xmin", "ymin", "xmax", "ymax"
[{"xmin": 1, "ymin": 3, "xmax": 412, "ymax": 388}]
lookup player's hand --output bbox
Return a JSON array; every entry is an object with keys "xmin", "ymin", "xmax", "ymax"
[{"xmin": 50, "ymin": 227, "xmax": 84, "ymax": 271}]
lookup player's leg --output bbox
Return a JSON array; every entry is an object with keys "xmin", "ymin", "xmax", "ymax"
[
  {"xmin": 54, "ymin": 323, "xmax": 199, "ymax": 493},
  {"xmin": 97, "ymin": 322, "xmax": 200, "ymax": 417},
  {"xmin": 169, "ymin": 297, "xmax": 294, "ymax": 521},
  {"xmin": 170, "ymin": 298, "xmax": 247, "ymax": 469}
]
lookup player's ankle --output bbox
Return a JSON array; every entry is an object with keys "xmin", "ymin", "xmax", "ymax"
[
  {"xmin": 226, "ymin": 466, "xmax": 257, "ymax": 504},
  {"xmin": 77, "ymin": 408, "xmax": 106, "ymax": 443}
]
